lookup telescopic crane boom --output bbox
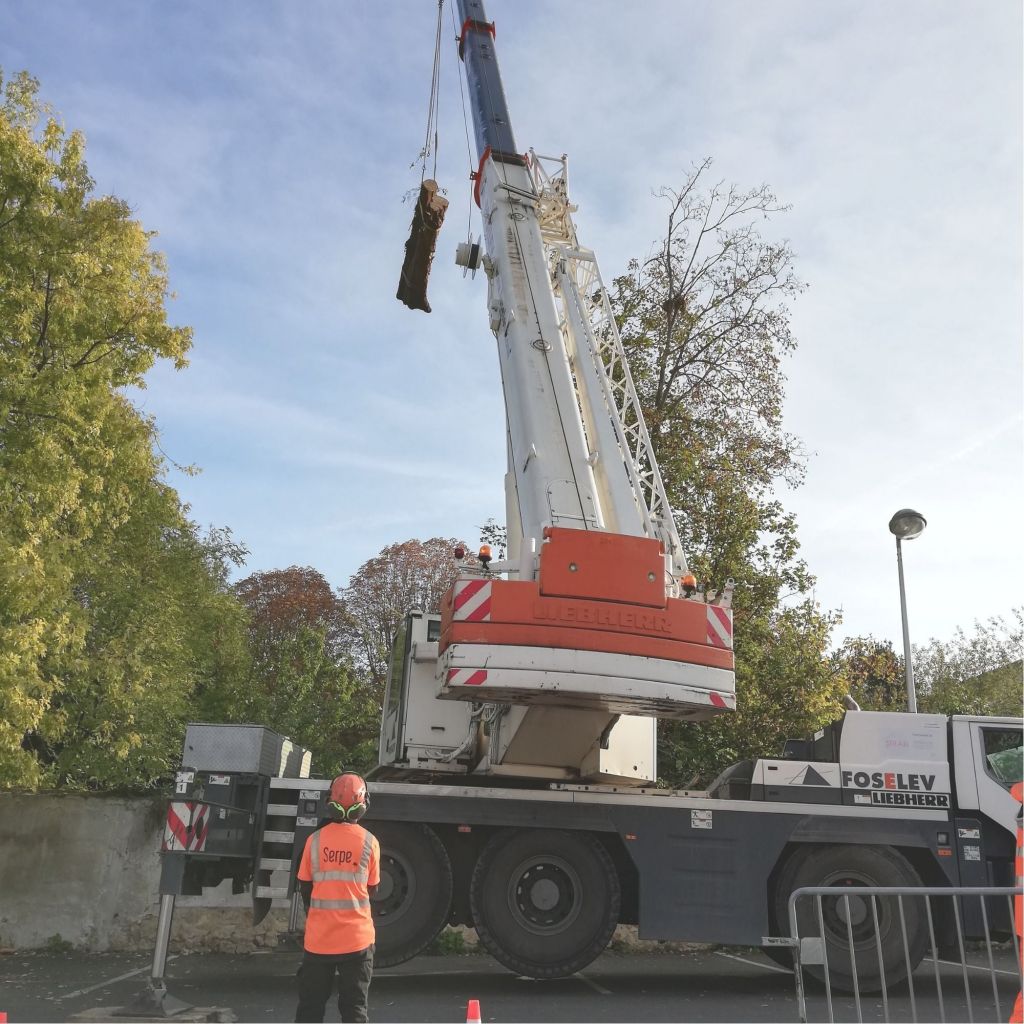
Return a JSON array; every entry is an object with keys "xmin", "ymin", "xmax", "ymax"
[{"xmin": 437, "ymin": 0, "xmax": 736, "ymax": 725}]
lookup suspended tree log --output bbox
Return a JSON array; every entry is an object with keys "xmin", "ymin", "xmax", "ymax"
[{"xmin": 396, "ymin": 179, "xmax": 449, "ymax": 313}]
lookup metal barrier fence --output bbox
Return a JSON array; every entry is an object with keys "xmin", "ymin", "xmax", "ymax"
[{"xmin": 769, "ymin": 885, "xmax": 1022, "ymax": 1024}]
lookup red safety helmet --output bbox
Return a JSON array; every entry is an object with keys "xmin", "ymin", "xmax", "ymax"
[{"xmin": 328, "ymin": 772, "xmax": 368, "ymax": 823}]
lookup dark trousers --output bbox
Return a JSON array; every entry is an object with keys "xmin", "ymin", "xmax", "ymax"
[{"xmin": 295, "ymin": 944, "xmax": 374, "ymax": 1023}]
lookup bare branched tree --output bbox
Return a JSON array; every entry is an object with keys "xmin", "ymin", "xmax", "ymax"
[
  {"xmin": 612, "ymin": 159, "xmax": 807, "ymax": 598},
  {"xmin": 343, "ymin": 537, "xmax": 466, "ymax": 689}
]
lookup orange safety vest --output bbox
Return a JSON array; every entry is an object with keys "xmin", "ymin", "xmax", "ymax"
[{"xmin": 298, "ymin": 821, "xmax": 380, "ymax": 954}]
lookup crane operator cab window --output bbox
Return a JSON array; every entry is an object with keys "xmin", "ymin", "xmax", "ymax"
[{"xmin": 982, "ymin": 727, "xmax": 1023, "ymax": 790}]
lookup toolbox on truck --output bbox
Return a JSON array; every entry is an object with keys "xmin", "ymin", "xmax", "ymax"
[{"xmin": 182, "ymin": 723, "xmax": 311, "ymax": 777}]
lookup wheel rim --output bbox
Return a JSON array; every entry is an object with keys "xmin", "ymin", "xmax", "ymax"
[
  {"xmin": 373, "ymin": 849, "xmax": 416, "ymax": 923},
  {"xmin": 505, "ymin": 855, "xmax": 583, "ymax": 935},
  {"xmin": 820, "ymin": 871, "xmax": 889, "ymax": 946}
]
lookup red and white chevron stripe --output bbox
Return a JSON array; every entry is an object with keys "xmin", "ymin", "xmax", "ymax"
[
  {"xmin": 452, "ymin": 579, "xmax": 492, "ymax": 622},
  {"xmin": 162, "ymin": 802, "xmax": 210, "ymax": 852},
  {"xmin": 446, "ymin": 667, "xmax": 489, "ymax": 687},
  {"xmin": 162, "ymin": 802, "xmax": 188, "ymax": 851},
  {"xmin": 706, "ymin": 606, "xmax": 733, "ymax": 649}
]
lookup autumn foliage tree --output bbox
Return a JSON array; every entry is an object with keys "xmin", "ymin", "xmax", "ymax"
[
  {"xmin": 217, "ymin": 567, "xmax": 379, "ymax": 775},
  {"xmin": 235, "ymin": 566, "xmax": 349, "ymax": 668},
  {"xmin": 218, "ymin": 541, "xmax": 468, "ymax": 775},
  {"xmin": 344, "ymin": 537, "xmax": 466, "ymax": 689}
]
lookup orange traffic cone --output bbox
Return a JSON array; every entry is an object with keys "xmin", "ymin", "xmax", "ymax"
[{"xmin": 466, "ymin": 998, "xmax": 482, "ymax": 1024}]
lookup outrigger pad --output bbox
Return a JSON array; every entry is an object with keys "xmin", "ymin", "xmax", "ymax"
[
  {"xmin": 396, "ymin": 179, "xmax": 448, "ymax": 313},
  {"xmin": 106, "ymin": 979, "xmax": 198, "ymax": 1019}
]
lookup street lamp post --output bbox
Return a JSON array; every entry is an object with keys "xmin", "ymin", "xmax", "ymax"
[{"xmin": 888, "ymin": 509, "xmax": 927, "ymax": 714}]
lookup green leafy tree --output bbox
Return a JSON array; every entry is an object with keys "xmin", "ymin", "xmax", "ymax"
[
  {"xmin": 832, "ymin": 636, "xmax": 906, "ymax": 712},
  {"xmin": 223, "ymin": 567, "xmax": 379, "ymax": 775},
  {"xmin": 916, "ymin": 610, "xmax": 1023, "ymax": 717},
  {"xmin": 29, "ymin": 518, "xmax": 250, "ymax": 788},
  {"xmin": 665, "ymin": 603, "xmax": 843, "ymax": 784},
  {"xmin": 610, "ymin": 160, "xmax": 844, "ymax": 784},
  {"xmin": 830, "ymin": 614, "xmax": 1023, "ymax": 719},
  {"xmin": 0, "ymin": 70, "xmax": 246, "ymax": 788}
]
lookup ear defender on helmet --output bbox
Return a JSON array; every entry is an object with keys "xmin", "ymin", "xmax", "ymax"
[
  {"xmin": 328, "ymin": 772, "xmax": 369, "ymax": 822},
  {"xmin": 328, "ymin": 799, "xmax": 367, "ymax": 822}
]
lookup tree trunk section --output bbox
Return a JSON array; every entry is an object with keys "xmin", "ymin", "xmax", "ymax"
[{"xmin": 396, "ymin": 180, "xmax": 449, "ymax": 313}]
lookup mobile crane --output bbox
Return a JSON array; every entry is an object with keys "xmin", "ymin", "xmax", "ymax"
[
  {"xmin": 148, "ymin": 0, "xmax": 1023, "ymax": 1004},
  {"xmin": 383, "ymin": 0, "xmax": 739, "ymax": 788}
]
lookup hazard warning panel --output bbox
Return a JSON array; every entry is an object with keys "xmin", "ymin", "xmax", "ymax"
[
  {"xmin": 452, "ymin": 580, "xmax": 492, "ymax": 623},
  {"xmin": 446, "ymin": 667, "xmax": 489, "ymax": 687},
  {"xmin": 705, "ymin": 606, "xmax": 733, "ymax": 649},
  {"xmin": 162, "ymin": 802, "xmax": 210, "ymax": 853}
]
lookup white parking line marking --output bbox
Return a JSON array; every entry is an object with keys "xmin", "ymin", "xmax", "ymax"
[
  {"xmin": 377, "ymin": 969, "xmax": 489, "ymax": 979},
  {"xmin": 925, "ymin": 957, "xmax": 1020, "ymax": 978},
  {"xmin": 575, "ymin": 971, "xmax": 612, "ymax": 994},
  {"xmin": 715, "ymin": 951, "xmax": 792, "ymax": 975},
  {"xmin": 58, "ymin": 956, "xmax": 179, "ymax": 1000}
]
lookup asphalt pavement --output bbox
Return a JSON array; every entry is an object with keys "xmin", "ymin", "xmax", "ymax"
[{"xmin": 0, "ymin": 947, "xmax": 1019, "ymax": 1023}]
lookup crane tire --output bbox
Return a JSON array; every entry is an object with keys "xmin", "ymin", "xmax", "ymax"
[
  {"xmin": 366, "ymin": 821, "xmax": 452, "ymax": 968},
  {"xmin": 772, "ymin": 844, "xmax": 927, "ymax": 994},
  {"xmin": 470, "ymin": 828, "xmax": 620, "ymax": 979}
]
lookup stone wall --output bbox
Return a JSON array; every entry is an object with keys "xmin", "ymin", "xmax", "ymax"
[{"xmin": 0, "ymin": 792, "xmax": 292, "ymax": 952}]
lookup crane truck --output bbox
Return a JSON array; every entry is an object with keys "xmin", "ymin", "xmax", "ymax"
[{"xmin": 150, "ymin": 0, "xmax": 1023, "ymax": 1001}]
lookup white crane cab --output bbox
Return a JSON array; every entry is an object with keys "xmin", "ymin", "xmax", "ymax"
[{"xmin": 378, "ymin": 610, "xmax": 657, "ymax": 784}]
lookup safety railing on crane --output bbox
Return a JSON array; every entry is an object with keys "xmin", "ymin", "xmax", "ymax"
[{"xmin": 528, "ymin": 149, "xmax": 690, "ymax": 590}]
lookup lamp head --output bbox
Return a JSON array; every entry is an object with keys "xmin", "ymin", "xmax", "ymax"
[{"xmin": 889, "ymin": 509, "xmax": 927, "ymax": 540}]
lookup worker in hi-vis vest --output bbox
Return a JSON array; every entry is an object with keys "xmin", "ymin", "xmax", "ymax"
[{"xmin": 295, "ymin": 772, "xmax": 381, "ymax": 1023}]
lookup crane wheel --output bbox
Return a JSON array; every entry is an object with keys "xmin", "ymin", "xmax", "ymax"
[
  {"xmin": 366, "ymin": 822, "xmax": 453, "ymax": 968},
  {"xmin": 772, "ymin": 844, "xmax": 927, "ymax": 993},
  {"xmin": 470, "ymin": 828, "xmax": 620, "ymax": 979}
]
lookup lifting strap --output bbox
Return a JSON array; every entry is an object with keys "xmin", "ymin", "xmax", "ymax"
[{"xmin": 397, "ymin": 0, "xmax": 449, "ymax": 313}]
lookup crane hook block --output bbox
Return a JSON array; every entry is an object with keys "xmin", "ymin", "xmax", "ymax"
[{"xmin": 396, "ymin": 179, "xmax": 449, "ymax": 313}]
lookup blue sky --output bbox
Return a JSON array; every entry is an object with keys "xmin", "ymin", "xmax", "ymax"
[{"xmin": 3, "ymin": 0, "xmax": 1021, "ymax": 650}]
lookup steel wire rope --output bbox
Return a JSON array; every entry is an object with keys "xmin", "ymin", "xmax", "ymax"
[
  {"xmin": 471, "ymin": 25, "xmax": 591, "ymax": 530},
  {"xmin": 420, "ymin": 0, "xmax": 446, "ymax": 183},
  {"xmin": 449, "ymin": 0, "xmax": 478, "ymax": 244}
]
